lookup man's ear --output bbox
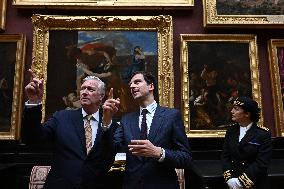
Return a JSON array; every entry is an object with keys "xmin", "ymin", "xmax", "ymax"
[
  {"xmin": 100, "ymin": 94, "xmax": 105, "ymax": 101},
  {"xmin": 148, "ymin": 83, "xmax": 154, "ymax": 91}
]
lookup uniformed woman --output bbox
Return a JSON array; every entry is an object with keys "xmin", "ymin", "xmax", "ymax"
[{"xmin": 222, "ymin": 97, "xmax": 272, "ymax": 189}]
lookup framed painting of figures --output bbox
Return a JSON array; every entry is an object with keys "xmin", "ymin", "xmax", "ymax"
[
  {"xmin": 268, "ymin": 39, "xmax": 284, "ymax": 137},
  {"xmin": 0, "ymin": 0, "xmax": 7, "ymax": 31},
  {"xmin": 31, "ymin": 15, "xmax": 174, "ymax": 122},
  {"xmin": 13, "ymin": 0, "xmax": 193, "ymax": 9},
  {"xmin": 0, "ymin": 34, "xmax": 26, "ymax": 140},
  {"xmin": 203, "ymin": 0, "xmax": 284, "ymax": 28},
  {"xmin": 180, "ymin": 34, "xmax": 263, "ymax": 137}
]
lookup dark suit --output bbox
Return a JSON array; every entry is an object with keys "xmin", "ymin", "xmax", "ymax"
[
  {"xmin": 114, "ymin": 105, "xmax": 192, "ymax": 189},
  {"xmin": 222, "ymin": 123, "xmax": 272, "ymax": 189},
  {"xmin": 23, "ymin": 105, "xmax": 115, "ymax": 189}
]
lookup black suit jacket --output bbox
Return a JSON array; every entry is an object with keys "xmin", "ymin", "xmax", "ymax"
[
  {"xmin": 114, "ymin": 105, "xmax": 192, "ymax": 189},
  {"xmin": 23, "ymin": 105, "xmax": 115, "ymax": 189},
  {"xmin": 222, "ymin": 123, "xmax": 272, "ymax": 189}
]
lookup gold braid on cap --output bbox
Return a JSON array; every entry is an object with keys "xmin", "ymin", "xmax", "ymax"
[{"xmin": 233, "ymin": 99, "xmax": 244, "ymax": 106}]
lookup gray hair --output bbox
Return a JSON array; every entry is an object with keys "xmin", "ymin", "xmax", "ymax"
[{"xmin": 83, "ymin": 76, "xmax": 106, "ymax": 96}]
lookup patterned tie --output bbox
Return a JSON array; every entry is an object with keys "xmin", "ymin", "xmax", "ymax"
[
  {"xmin": 140, "ymin": 109, "xmax": 148, "ymax": 140},
  {"xmin": 84, "ymin": 115, "xmax": 93, "ymax": 155}
]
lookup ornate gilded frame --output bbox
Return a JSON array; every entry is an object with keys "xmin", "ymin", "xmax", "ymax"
[
  {"xmin": 31, "ymin": 15, "xmax": 174, "ymax": 121},
  {"xmin": 268, "ymin": 39, "xmax": 284, "ymax": 137},
  {"xmin": 0, "ymin": 34, "xmax": 26, "ymax": 140},
  {"xmin": 13, "ymin": 0, "xmax": 193, "ymax": 9},
  {"xmin": 180, "ymin": 34, "xmax": 262, "ymax": 137},
  {"xmin": 203, "ymin": 0, "xmax": 284, "ymax": 28},
  {"xmin": 0, "ymin": 0, "xmax": 7, "ymax": 31}
]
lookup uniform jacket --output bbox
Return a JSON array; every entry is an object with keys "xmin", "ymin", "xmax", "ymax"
[
  {"xmin": 114, "ymin": 105, "xmax": 192, "ymax": 189},
  {"xmin": 23, "ymin": 105, "xmax": 115, "ymax": 189},
  {"xmin": 222, "ymin": 123, "xmax": 272, "ymax": 189}
]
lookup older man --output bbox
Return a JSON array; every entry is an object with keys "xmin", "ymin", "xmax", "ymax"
[{"xmin": 23, "ymin": 69, "xmax": 119, "ymax": 189}]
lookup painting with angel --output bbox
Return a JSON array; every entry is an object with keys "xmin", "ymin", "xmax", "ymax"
[{"xmin": 47, "ymin": 30, "xmax": 158, "ymax": 119}]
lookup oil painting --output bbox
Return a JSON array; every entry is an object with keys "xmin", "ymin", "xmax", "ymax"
[
  {"xmin": 31, "ymin": 15, "xmax": 174, "ymax": 121},
  {"xmin": 203, "ymin": 0, "xmax": 284, "ymax": 27},
  {"xmin": 0, "ymin": 34, "xmax": 26, "ymax": 140},
  {"xmin": 180, "ymin": 34, "xmax": 262, "ymax": 137},
  {"xmin": 49, "ymin": 30, "xmax": 158, "ymax": 119}
]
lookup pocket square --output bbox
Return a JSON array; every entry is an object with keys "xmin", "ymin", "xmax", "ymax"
[{"xmin": 248, "ymin": 141, "xmax": 260, "ymax": 146}]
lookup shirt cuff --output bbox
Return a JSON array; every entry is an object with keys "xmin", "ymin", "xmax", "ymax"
[
  {"xmin": 25, "ymin": 100, "xmax": 42, "ymax": 108},
  {"xmin": 101, "ymin": 120, "xmax": 112, "ymax": 131},
  {"xmin": 158, "ymin": 148, "xmax": 165, "ymax": 162}
]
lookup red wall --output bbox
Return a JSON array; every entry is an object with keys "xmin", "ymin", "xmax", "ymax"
[{"xmin": 4, "ymin": 0, "xmax": 284, "ymax": 136}]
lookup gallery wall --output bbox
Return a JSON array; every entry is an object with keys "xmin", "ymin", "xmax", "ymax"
[{"xmin": 3, "ymin": 0, "xmax": 284, "ymax": 136}]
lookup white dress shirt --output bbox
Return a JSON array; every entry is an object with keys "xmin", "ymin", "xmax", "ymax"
[
  {"xmin": 239, "ymin": 122, "xmax": 253, "ymax": 142},
  {"xmin": 139, "ymin": 100, "xmax": 157, "ymax": 134}
]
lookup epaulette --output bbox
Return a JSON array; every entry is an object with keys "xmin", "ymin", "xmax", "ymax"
[
  {"xmin": 261, "ymin": 127, "xmax": 270, "ymax": 131},
  {"xmin": 257, "ymin": 124, "xmax": 269, "ymax": 131},
  {"xmin": 228, "ymin": 122, "xmax": 238, "ymax": 127}
]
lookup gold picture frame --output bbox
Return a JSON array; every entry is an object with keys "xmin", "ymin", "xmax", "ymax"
[
  {"xmin": 203, "ymin": 0, "xmax": 284, "ymax": 28},
  {"xmin": 180, "ymin": 34, "xmax": 262, "ymax": 137},
  {"xmin": 0, "ymin": 34, "xmax": 26, "ymax": 140},
  {"xmin": 0, "ymin": 0, "xmax": 7, "ymax": 31},
  {"xmin": 13, "ymin": 0, "xmax": 193, "ymax": 9},
  {"xmin": 31, "ymin": 15, "xmax": 174, "ymax": 122},
  {"xmin": 268, "ymin": 39, "xmax": 284, "ymax": 137}
]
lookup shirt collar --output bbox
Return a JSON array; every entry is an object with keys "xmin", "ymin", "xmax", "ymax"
[
  {"xmin": 82, "ymin": 109, "xmax": 100, "ymax": 122},
  {"xmin": 240, "ymin": 122, "xmax": 253, "ymax": 131},
  {"xmin": 140, "ymin": 100, "xmax": 157, "ymax": 115}
]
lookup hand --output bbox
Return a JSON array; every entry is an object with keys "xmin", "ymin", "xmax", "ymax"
[
  {"xmin": 24, "ymin": 69, "xmax": 43, "ymax": 104},
  {"xmin": 102, "ymin": 88, "xmax": 120, "ymax": 126},
  {"xmin": 128, "ymin": 140, "xmax": 161, "ymax": 158}
]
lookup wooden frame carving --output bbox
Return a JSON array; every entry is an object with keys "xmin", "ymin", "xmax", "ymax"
[
  {"xmin": 0, "ymin": 0, "xmax": 7, "ymax": 31},
  {"xmin": 13, "ymin": 0, "xmax": 193, "ymax": 9},
  {"xmin": 268, "ymin": 39, "xmax": 284, "ymax": 137}
]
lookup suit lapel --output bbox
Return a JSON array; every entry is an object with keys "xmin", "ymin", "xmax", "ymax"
[
  {"xmin": 233, "ymin": 125, "xmax": 240, "ymax": 145},
  {"xmin": 148, "ymin": 105, "xmax": 164, "ymax": 142},
  {"xmin": 130, "ymin": 112, "xmax": 141, "ymax": 140},
  {"xmin": 71, "ymin": 108, "xmax": 86, "ymax": 154},
  {"xmin": 92, "ymin": 110, "xmax": 102, "ymax": 149}
]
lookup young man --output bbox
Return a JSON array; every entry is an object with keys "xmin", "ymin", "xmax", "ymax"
[
  {"xmin": 23, "ymin": 69, "xmax": 119, "ymax": 189},
  {"xmin": 103, "ymin": 71, "xmax": 192, "ymax": 189}
]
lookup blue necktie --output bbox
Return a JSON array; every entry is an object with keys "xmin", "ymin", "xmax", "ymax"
[{"xmin": 140, "ymin": 109, "xmax": 148, "ymax": 140}]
